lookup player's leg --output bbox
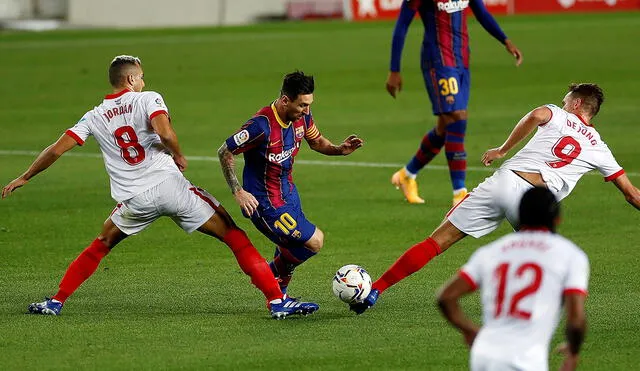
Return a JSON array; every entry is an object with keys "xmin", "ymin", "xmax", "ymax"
[
  {"xmin": 352, "ymin": 172, "xmax": 506, "ymax": 314},
  {"xmin": 392, "ymin": 67, "xmax": 459, "ymax": 204},
  {"xmin": 196, "ymin": 206, "xmax": 285, "ymax": 305},
  {"xmin": 263, "ymin": 207, "xmax": 319, "ymax": 295},
  {"xmin": 443, "ymin": 68, "xmax": 470, "ymax": 206},
  {"xmin": 350, "ymin": 219, "xmax": 466, "ymax": 314},
  {"xmin": 372, "ymin": 219, "xmax": 466, "ymax": 295},
  {"xmin": 28, "ymin": 216, "xmax": 128, "ymax": 315},
  {"xmin": 174, "ymin": 182, "xmax": 285, "ymax": 306}
]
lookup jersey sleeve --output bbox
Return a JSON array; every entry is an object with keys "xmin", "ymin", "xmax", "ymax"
[
  {"xmin": 459, "ymin": 248, "xmax": 485, "ymax": 291},
  {"xmin": 540, "ymin": 104, "xmax": 562, "ymax": 128},
  {"xmin": 469, "ymin": 0, "xmax": 508, "ymax": 44},
  {"xmin": 225, "ymin": 118, "xmax": 267, "ymax": 155},
  {"xmin": 596, "ymin": 143, "xmax": 625, "ymax": 182},
  {"xmin": 65, "ymin": 114, "xmax": 92, "ymax": 146},
  {"xmin": 303, "ymin": 112, "xmax": 321, "ymax": 141},
  {"xmin": 143, "ymin": 92, "xmax": 170, "ymax": 121},
  {"xmin": 563, "ymin": 248, "xmax": 590, "ymax": 296},
  {"xmin": 389, "ymin": 1, "xmax": 418, "ymax": 72}
]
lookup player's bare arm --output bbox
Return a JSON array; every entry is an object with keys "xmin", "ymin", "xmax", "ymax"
[
  {"xmin": 217, "ymin": 142, "xmax": 259, "ymax": 216},
  {"xmin": 482, "ymin": 106, "xmax": 552, "ymax": 166},
  {"xmin": 611, "ymin": 174, "xmax": 640, "ymax": 210},
  {"xmin": 307, "ymin": 134, "xmax": 363, "ymax": 156},
  {"xmin": 2, "ymin": 133, "xmax": 77, "ymax": 199},
  {"xmin": 150, "ymin": 113, "xmax": 187, "ymax": 172},
  {"xmin": 436, "ymin": 275, "xmax": 481, "ymax": 347},
  {"xmin": 556, "ymin": 293, "xmax": 587, "ymax": 371}
]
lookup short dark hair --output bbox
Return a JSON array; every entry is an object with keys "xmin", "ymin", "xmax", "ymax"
[
  {"xmin": 519, "ymin": 187, "xmax": 560, "ymax": 232},
  {"xmin": 281, "ymin": 71, "xmax": 314, "ymax": 100},
  {"xmin": 568, "ymin": 83, "xmax": 604, "ymax": 117},
  {"xmin": 109, "ymin": 55, "xmax": 141, "ymax": 87}
]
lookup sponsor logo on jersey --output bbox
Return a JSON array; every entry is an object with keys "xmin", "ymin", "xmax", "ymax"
[
  {"xmin": 437, "ymin": 0, "xmax": 469, "ymax": 13},
  {"xmin": 295, "ymin": 126, "xmax": 305, "ymax": 139},
  {"xmin": 155, "ymin": 98, "xmax": 163, "ymax": 106},
  {"xmin": 268, "ymin": 146, "xmax": 296, "ymax": 164},
  {"xmin": 233, "ymin": 129, "xmax": 250, "ymax": 146}
]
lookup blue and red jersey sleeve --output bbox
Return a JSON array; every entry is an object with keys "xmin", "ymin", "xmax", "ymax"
[
  {"xmin": 225, "ymin": 117, "xmax": 267, "ymax": 155},
  {"xmin": 469, "ymin": 0, "xmax": 507, "ymax": 44},
  {"xmin": 390, "ymin": 1, "xmax": 418, "ymax": 72},
  {"xmin": 303, "ymin": 113, "xmax": 321, "ymax": 140}
]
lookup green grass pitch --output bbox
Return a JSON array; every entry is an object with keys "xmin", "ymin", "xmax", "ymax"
[{"xmin": 1, "ymin": 12, "xmax": 639, "ymax": 370}]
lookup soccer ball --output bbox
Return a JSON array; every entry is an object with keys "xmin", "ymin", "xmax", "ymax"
[{"xmin": 332, "ymin": 264, "xmax": 372, "ymax": 303}]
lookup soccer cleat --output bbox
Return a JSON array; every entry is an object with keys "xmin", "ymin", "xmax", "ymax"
[
  {"xmin": 349, "ymin": 288, "xmax": 379, "ymax": 315},
  {"xmin": 27, "ymin": 297, "xmax": 63, "ymax": 316},
  {"xmin": 269, "ymin": 295, "xmax": 319, "ymax": 319},
  {"xmin": 452, "ymin": 188, "xmax": 468, "ymax": 207},
  {"xmin": 391, "ymin": 168, "xmax": 425, "ymax": 204}
]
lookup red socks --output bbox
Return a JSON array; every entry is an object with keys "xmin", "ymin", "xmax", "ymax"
[
  {"xmin": 223, "ymin": 229, "xmax": 283, "ymax": 302},
  {"xmin": 372, "ymin": 237, "xmax": 442, "ymax": 294},
  {"xmin": 53, "ymin": 238, "xmax": 111, "ymax": 303}
]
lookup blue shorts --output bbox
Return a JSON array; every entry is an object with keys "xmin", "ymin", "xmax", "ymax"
[
  {"xmin": 422, "ymin": 66, "xmax": 470, "ymax": 115},
  {"xmin": 250, "ymin": 194, "xmax": 316, "ymax": 249}
]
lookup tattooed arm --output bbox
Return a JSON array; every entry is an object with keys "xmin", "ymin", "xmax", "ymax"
[{"xmin": 217, "ymin": 142, "xmax": 259, "ymax": 216}]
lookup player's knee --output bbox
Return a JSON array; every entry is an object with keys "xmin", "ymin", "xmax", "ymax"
[
  {"xmin": 440, "ymin": 110, "xmax": 467, "ymax": 123},
  {"xmin": 305, "ymin": 228, "xmax": 324, "ymax": 253},
  {"xmin": 449, "ymin": 110, "xmax": 467, "ymax": 121}
]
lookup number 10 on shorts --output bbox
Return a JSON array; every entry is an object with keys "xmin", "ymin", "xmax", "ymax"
[{"xmin": 274, "ymin": 213, "xmax": 297, "ymax": 235}]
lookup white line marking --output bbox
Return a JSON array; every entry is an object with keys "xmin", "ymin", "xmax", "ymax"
[{"xmin": 0, "ymin": 150, "xmax": 636, "ymax": 177}]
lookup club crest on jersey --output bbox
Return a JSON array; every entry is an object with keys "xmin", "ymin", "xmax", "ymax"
[
  {"xmin": 295, "ymin": 126, "xmax": 305, "ymax": 139},
  {"xmin": 233, "ymin": 129, "xmax": 250, "ymax": 146},
  {"xmin": 437, "ymin": 0, "xmax": 469, "ymax": 13},
  {"xmin": 446, "ymin": 95, "xmax": 455, "ymax": 105}
]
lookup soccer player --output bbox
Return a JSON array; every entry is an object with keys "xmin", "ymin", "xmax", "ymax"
[
  {"xmin": 217, "ymin": 71, "xmax": 363, "ymax": 298},
  {"xmin": 387, "ymin": 0, "xmax": 523, "ymax": 206},
  {"xmin": 351, "ymin": 83, "xmax": 640, "ymax": 314},
  {"xmin": 1, "ymin": 55, "xmax": 318, "ymax": 319},
  {"xmin": 437, "ymin": 187, "xmax": 587, "ymax": 371}
]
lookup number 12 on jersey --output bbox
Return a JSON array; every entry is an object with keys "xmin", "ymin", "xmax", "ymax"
[{"xmin": 494, "ymin": 262, "xmax": 543, "ymax": 320}]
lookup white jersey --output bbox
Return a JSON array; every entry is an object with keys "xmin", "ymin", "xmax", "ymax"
[
  {"xmin": 502, "ymin": 104, "xmax": 623, "ymax": 200},
  {"xmin": 461, "ymin": 230, "xmax": 589, "ymax": 371},
  {"xmin": 66, "ymin": 89, "xmax": 181, "ymax": 202}
]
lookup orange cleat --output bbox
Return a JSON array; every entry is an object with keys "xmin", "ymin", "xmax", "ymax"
[
  {"xmin": 391, "ymin": 168, "xmax": 425, "ymax": 204},
  {"xmin": 452, "ymin": 188, "xmax": 468, "ymax": 207}
]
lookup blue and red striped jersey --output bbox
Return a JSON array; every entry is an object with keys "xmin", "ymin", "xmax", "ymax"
[
  {"xmin": 390, "ymin": 0, "xmax": 508, "ymax": 70},
  {"xmin": 225, "ymin": 103, "xmax": 321, "ymax": 209}
]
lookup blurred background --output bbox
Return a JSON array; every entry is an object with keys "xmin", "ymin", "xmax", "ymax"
[{"xmin": 0, "ymin": 0, "xmax": 638, "ymax": 31}]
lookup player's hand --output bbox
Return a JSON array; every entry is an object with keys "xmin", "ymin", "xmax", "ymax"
[
  {"xmin": 556, "ymin": 343, "xmax": 579, "ymax": 371},
  {"xmin": 2, "ymin": 177, "xmax": 28, "ymax": 199},
  {"xmin": 505, "ymin": 39, "xmax": 523, "ymax": 66},
  {"xmin": 173, "ymin": 155, "xmax": 188, "ymax": 172},
  {"xmin": 339, "ymin": 134, "xmax": 364, "ymax": 155},
  {"xmin": 386, "ymin": 72, "xmax": 403, "ymax": 98},
  {"xmin": 234, "ymin": 188, "xmax": 259, "ymax": 217},
  {"xmin": 481, "ymin": 148, "xmax": 506, "ymax": 166}
]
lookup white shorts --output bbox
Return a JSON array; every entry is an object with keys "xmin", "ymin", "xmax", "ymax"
[
  {"xmin": 447, "ymin": 168, "xmax": 534, "ymax": 238},
  {"xmin": 110, "ymin": 174, "xmax": 219, "ymax": 235},
  {"xmin": 470, "ymin": 353, "xmax": 539, "ymax": 371}
]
